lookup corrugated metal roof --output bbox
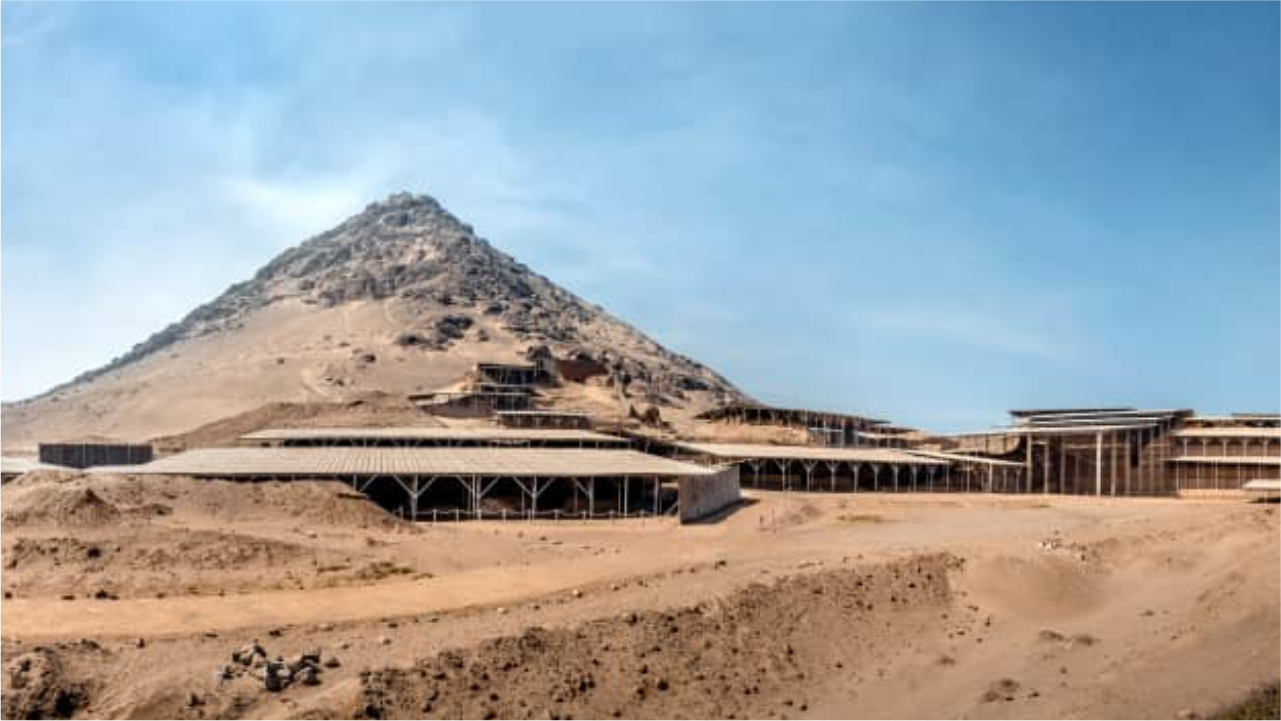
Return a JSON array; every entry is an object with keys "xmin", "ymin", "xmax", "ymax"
[
  {"xmin": 903, "ymin": 449, "xmax": 1025, "ymax": 468},
  {"xmin": 0, "ymin": 456, "xmax": 57, "ymax": 476},
  {"xmin": 495, "ymin": 410, "xmax": 592, "ymax": 417},
  {"xmin": 240, "ymin": 427, "xmax": 622, "ymax": 443},
  {"xmin": 1171, "ymin": 427, "xmax": 1281, "ymax": 440},
  {"xmin": 695, "ymin": 403, "xmax": 889, "ymax": 426},
  {"xmin": 674, "ymin": 442, "xmax": 947, "ymax": 465},
  {"xmin": 94, "ymin": 447, "xmax": 716, "ymax": 478},
  {"xmin": 1168, "ymin": 456, "xmax": 1281, "ymax": 466},
  {"xmin": 950, "ymin": 425, "xmax": 1158, "ymax": 438},
  {"xmin": 1244, "ymin": 479, "xmax": 1281, "ymax": 491}
]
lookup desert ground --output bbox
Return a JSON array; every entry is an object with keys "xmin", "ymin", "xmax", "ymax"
[{"xmin": 1, "ymin": 471, "xmax": 1276, "ymax": 719}]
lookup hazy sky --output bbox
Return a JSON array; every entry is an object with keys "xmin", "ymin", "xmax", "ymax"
[{"xmin": 2, "ymin": 2, "xmax": 1278, "ymax": 431}]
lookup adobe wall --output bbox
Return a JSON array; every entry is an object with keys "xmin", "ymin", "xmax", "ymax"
[{"xmin": 679, "ymin": 466, "xmax": 741, "ymax": 524}]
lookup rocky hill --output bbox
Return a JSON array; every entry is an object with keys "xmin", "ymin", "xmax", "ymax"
[{"xmin": 2, "ymin": 193, "xmax": 744, "ymax": 448}]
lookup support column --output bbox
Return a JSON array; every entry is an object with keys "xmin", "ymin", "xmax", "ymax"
[
  {"xmin": 1125, "ymin": 431, "xmax": 1132, "ymax": 496},
  {"xmin": 1026, "ymin": 433, "xmax": 1034, "ymax": 493},
  {"xmin": 1094, "ymin": 432, "xmax": 1103, "ymax": 497},
  {"xmin": 1110, "ymin": 432, "xmax": 1118, "ymax": 497},
  {"xmin": 1059, "ymin": 440, "xmax": 1067, "ymax": 495}
]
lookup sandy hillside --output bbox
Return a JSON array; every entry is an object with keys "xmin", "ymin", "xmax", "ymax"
[
  {"xmin": 1, "ymin": 472, "xmax": 1276, "ymax": 719},
  {"xmin": 1, "ymin": 193, "xmax": 743, "ymax": 451}
]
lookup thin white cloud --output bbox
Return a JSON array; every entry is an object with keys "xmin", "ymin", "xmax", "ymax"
[
  {"xmin": 0, "ymin": 3, "xmax": 66, "ymax": 50},
  {"xmin": 859, "ymin": 305, "xmax": 1074, "ymax": 361}
]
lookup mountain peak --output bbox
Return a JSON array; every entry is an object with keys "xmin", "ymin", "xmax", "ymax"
[
  {"xmin": 368, "ymin": 191, "xmax": 443, "ymax": 211},
  {"xmin": 14, "ymin": 192, "xmax": 745, "ymax": 426}
]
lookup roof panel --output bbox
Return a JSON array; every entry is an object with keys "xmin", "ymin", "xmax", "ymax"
[
  {"xmin": 93, "ymin": 447, "xmax": 716, "ymax": 478},
  {"xmin": 675, "ymin": 442, "xmax": 947, "ymax": 465},
  {"xmin": 1171, "ymin": 427, "xmax": 1281, "ymax": 439},
  {"xmin": 240, "ymin": 427, "xmax": 622, "ymax": 443},
  {"xmin": 0, "ymin": 456, "xmax": 57, "ymax": 475},
  {"xmin": 902, "ymin": 450, "xmax": 1024, "ymax": 468},
  {"xmin": 1168, "ymin": 456, "xmax": 1281, "ymax": 466}
]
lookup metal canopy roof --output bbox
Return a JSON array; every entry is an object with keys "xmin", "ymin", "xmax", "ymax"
[
  {"xmin": 1168, "ymin": 455, "xmax": 1281, "ymax": 466},
  {"xmin": 1017, "ymin": 410, "xmax": 1184, "ymax": 422},
  {"xmin": 1009, "ymin": 407, "xmax": 1136, "ymax": 417},
  {"xmin": 902, "ymin": 449, "xmax": 1025, "ymax": 468},
  {"xmin": 240, "ymin": 427, "xmax": 622, "ymax": 443},
  {"xmin": 675, "ymin": 442, "xmax": 947, "ymax": 465},
  {"xmin": 0, "ymin": 456, "xmax": 57, "ymax": 476},
  {"xmin": 1172, "ymin": 427, "xmax": 1281, "ymax": 440},
  {"xmin": 1011, "ymin": 409, "xmax": 1189, "ymax": 424},
  {"xmin": 696, "ymin": 403, "xmax": 889, "ymax": 426},
  {"xmin": 1244, "ymin": 479, "xmax": 1281, "ymax": 491},
  {"xmin": 495, "ymin": 410, "xmax": 592, "ymax": 417},
  {"xmin": 95, "ymin": 447, "xmax": 716, "ymax": 478},
  {"xmin": 1019, "ymin": 416, "xmax": 1174, "ymax": 427},
  {"xmin": 953, "ymin": 424, "xmax": 1158, "ymax": 437}
]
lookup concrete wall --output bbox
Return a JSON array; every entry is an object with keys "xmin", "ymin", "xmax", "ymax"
[{"xmin": 679, "ymin": 466, "xmax": 741, "ymax": 524}]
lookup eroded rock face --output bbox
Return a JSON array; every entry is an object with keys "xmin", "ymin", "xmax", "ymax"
[
  {"xmin": 2, "ymin": 648, "xmax": 88, "ymax": 720},
  {"xmin": 29, "ymin": 192, "xmax": 743, "ymax": 408}
]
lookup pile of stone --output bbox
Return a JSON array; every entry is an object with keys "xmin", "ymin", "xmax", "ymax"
[{"xmin": 219, "ymin": 641, "xmax": 339, "ymax": 692}]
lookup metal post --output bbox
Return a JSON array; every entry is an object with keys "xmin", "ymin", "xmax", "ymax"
[
  {"xmin": 403, "ymin": 478, "xmax": 416, "ymax": 521},
  {"xmin": 1026, "ymin": 433, "xmax": 1034, "ymax": 492},
  {"xmin": 1095, "ymin": 432, "xmax": 1103, "ymax": 497},
  {"xmin": 1110, "ymin": 432, "xmax": 1118, "ymax": 497}
]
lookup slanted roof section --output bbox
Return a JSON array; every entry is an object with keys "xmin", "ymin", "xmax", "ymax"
[
  {"xmin": 695, "ymin": 403, "xmax": 889, "ymax": 427},
  {"xmin": 1010, "ymin": 407, "xmax": 1136, "ymax": 418},
  {"xmin": 96, "ymin": 447, "xmax": 716, "ymax": 478},
  {"xmin": 902, "ymin": 449, "xmax": 1024, "ymax": 468},
  {"xmin": 674, "ymin": 442, "xmax": 947, "ymax": 465}
]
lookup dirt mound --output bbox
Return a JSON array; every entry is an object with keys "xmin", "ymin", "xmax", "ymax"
[
  {"xmin": 179, "ymin": 479, "xmax": 412, "ymax": 532},
  {"xmin": 961, "ymin": 555, "xmax": 1106, "ymax": 621},
  {"xmin": 1, "ymin": 647, "xmax": 89, "ymax": 719},
  {"xmin": 2, "ymin": 485, "xmax": 123, "ymax": 528},
  {"xmin": 4, "ymin": 471, "xmax": 407, "ymax": 532},
  {"xmin": 356, "ymin": 554, "xmax": 959, "ymax": 719},
  {"xmin": 761, "ymin": 499, "xmax": 824, "ymax": 530}
]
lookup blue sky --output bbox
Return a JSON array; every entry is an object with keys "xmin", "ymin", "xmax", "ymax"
[{"xmin": 2, "ymin": 2, "xmax": 1278, "ymax": 431}]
